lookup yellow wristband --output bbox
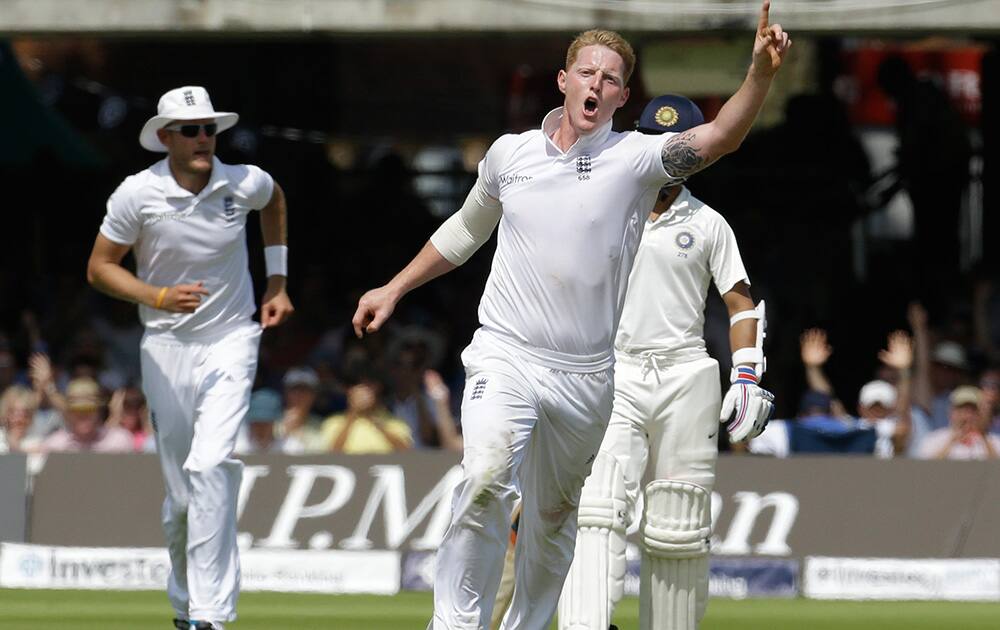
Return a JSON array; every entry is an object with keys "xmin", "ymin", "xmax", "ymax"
[{"xmin": 154, "ymin": 287, "xmax": 168, "ymax": 309}]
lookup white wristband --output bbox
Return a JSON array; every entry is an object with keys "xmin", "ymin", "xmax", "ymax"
[{"xmin": 264, "ymin": 245, "xmax": 288, "ymax": 277}]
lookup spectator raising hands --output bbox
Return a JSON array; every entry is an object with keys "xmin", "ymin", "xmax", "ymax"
[
  {"xmin": 875, "ymin": 331, "xmax": 915, "ymax": 456},
  {"xmin": 799, "ymin": 328, "xmax": 848, "ymax": 418}
]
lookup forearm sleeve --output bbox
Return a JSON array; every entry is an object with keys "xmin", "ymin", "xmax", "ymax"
[{"xmin": 429, "ymin": 178, "xmax": 502, "ymax": 265}]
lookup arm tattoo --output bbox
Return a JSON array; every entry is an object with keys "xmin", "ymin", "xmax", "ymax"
[{"xmin": 661, "ymin": 131, "xmax": 706, "ymax": 180}]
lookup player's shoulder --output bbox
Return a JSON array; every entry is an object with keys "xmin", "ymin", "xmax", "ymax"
[
  {"xmin": 108, "ymin": 160, "xmax": 169, "ymax": 207},
  {"xmin": 115, "ymin": 160, "xmax": 166, "ymax": 195},
  {"xmin": 216, "ymin": 160, "xmax": 273, "ymax": 197},
  {"xmin": 619, "ymin": 129, "xmax": 674, "ymax": 149},
  {"xmin": 488, "ymin": 131, "xmax": 538, "ymax": 160},
  {"xmin": 684, "ymin": 191, "xmax": 727, "ymax": 227},
  {"xmin": 217, "ymin": 160, "xmax": 270, "ymax": 186}
]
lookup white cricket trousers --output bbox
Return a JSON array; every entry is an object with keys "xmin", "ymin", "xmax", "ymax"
[
  {"xmin": 606, "ymin": 353, "xmax": 721, "ymax": 500},
  {"xmin": 432, "ymin": 330, "xmax": 614, "ymax": 630},
  {"xmin": 140, "ymin": 322, "xmax": 261, "ymax": 623}
]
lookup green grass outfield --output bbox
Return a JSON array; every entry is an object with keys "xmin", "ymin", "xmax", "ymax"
[{"xmin": 2, "ymin": 589, "xmax": 999, "ymax": 629}]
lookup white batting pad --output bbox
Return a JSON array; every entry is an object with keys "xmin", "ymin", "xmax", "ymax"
[
  {"xmin": 639, "ymin": 480, "xmax": 711, "ymax": 630},
  {"xmin": 559, "ymin": 452, "xmax": 628, "ymax": 629}
]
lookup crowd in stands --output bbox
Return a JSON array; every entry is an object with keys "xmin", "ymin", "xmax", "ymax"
[
  {"xmin": 0, "ymin": 312, "xmax": 464, "ymax": 458},
  {"xmin": 4, "ymin": 288, "xmax": 1000, "ymax": 461},
  {"xmin": 745, "ymin": 301, "xmax": 1000, "ymax": 460}
]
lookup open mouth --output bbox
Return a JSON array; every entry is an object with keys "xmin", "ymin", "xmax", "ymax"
[{"xmin": 584, "ymin": 97, "xmax": 599, "ymax": 115}]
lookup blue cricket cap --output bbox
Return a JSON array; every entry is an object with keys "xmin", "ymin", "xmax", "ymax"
[{"xmin": 636, "ymin": 94, "xmax": 705, "ymax": 135}]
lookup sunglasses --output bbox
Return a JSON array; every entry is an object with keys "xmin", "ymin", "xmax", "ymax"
[{"xmin": 165, "ymin": 123, "xmax": 218, "ymax": 138}]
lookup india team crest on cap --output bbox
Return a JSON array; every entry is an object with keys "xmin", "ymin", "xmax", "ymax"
[
  {"xmin": 654, "ymin": 106, "xmax": 680, "ymax": 128},
  {"xmin": 676, "ymin": 231, "xmax": 695, "ymax": 250}
]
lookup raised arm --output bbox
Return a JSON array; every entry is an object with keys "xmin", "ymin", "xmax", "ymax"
[
  {"xmin": 878, "ymin": 330, "xmax": 914, "ymax": 455},
  {"xmin": 259, "ymin": 182, "xmax": 294, "ymax": 329},
  {"xmin": 660, "ymin": 1, "xmax": 790, "ymax": 179},
  {"xmin": 907, "ymin": 302, "xmax": 933, "ymax": 413}
]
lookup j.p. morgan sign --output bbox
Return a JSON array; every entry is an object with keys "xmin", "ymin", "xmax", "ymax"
[{"xmin": 27, "ymin": 454, "xmax": 1000, "ymax": 560}]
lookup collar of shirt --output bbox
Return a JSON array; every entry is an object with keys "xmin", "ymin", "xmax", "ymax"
[
  {"xmin": 541, "ymin": 107, "xmax": 614, "ymax": 159},
  {"xmin": 151, "ymin": 156, "xmax": 230, "ymax": 201},
  {"xmin": 648, "ymin": 186, "xmax": 692, "ymax": 227}
]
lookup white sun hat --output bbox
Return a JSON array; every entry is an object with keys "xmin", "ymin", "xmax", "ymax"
[{"xmin": 139, "ymin": 86, "xmax": 238, "ymax": 152}]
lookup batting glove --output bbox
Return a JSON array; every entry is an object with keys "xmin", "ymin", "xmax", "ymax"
[{"xmin": 721, "ymin": 366, "xmax": 775, "ymax": 443}]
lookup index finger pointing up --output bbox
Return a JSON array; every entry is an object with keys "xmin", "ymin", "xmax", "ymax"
[{"xmin": 758, "ymin": 0, "xmax": 771, "ymax": 36}]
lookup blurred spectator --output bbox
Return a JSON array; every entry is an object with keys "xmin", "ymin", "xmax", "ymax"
[
  {"xmin": 319, "ymin": 361, "xmax": 412, "ymax": 454},
  {"xmin": 856, "ymin": 380, "xmax": 906, "ymax": 458},
  {"xmin": 979, "ymin": 365, "xmax": 1000, "ymax": 434},
  {"xmin": 749, "ymin": 329, "xmax": 923, "ymax": 457},
  {"xmin": 877, "ymin": 55, "xmax": 971, "ymax": 294},
  {"xmin": 278, "ymin": 367, "xmax": 325, "ymax": 454},
  {"xmin": 973, "ymin": 275, "xmax": 1000, "ymax": 363},
  {"xmin": 40, "ymin": 377, "xmax": 131, "ymax": 453},
  {"xmin": 238, "ymin": 389, "xmax": 287, "ymax": 455},
  {"xmin": 0, "ymin": 347, "xmax": 16, "ymax": 392},
  {"xmin": 105, "ymin": 386, "xmax": 152, "ymax": 452},
  {"xmin": 909, "ymin": 303, "xmax": 970, "ymax": 431},
  {"xmin": 26, "ymin": 352, "xmax": 66, "ymax": 438},
  {"xmin": 89, "ymin": 299, "xmax": 143, "ymax": 382},
  {"xmin": 0, "ymin": 385, "xmax": 43, "ymax": 453},
  {"xmin": 916, "ymin": 387, "xmax": 1000, "ymax": 460},
  {"xmin": 748, "ymin": 387, "xmax": 878, "ymax": 457},
  {"xmin": 799, "ymin": 328, "xmax": 917, "ymax": 456},
  {"xmin": 389, "ymin": 340, "xmax": 462, "ymax": 451}
]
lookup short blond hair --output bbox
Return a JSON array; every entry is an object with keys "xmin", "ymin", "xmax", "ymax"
[
  {"xmin": 1, "ymin": 385, "xmax": 36, "ymax": 421},
  {"xmin": 566, "ymin": 29, "xmax": 636, "ymax": 84}
]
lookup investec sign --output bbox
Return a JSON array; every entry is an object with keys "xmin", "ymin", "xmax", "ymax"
[{"xmin": 30, "ymin": 455, "xmax": 1000, "ymax": 559}]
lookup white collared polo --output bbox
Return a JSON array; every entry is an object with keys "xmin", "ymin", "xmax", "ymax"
[
  {"xmin": 475, "ymin": 107, "xmax": 679, "ymax": 371},
  {"xmin": 615, "ymin": 187, "xmax": 749, "ymax": 360},
  {"xmin": 100, "ymin": 156, "xmax": 274, "ymax": 338}
]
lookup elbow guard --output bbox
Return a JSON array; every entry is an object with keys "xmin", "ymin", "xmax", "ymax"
[{"xmin": 429, "ymin": 178, "xmax": 502, "ymax": 265}]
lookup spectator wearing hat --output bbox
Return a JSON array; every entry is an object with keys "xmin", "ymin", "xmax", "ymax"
[
  {"xmin": 40, "ymin": 378, "xmax": 131, "ymax": 453},
  {"xmin": 277, "ymin": 367, "xmax": 325, "ymax": 454},
  {"xmin": 909, "ymin": 303, "xmax": 970, "ymax": 431},
  {"xmin": 237, "ymin": 389, "xmax": 286, "ymax": 455},
  {"xmin": 916, "ymin": 386, "xmax": 1000, "ymax": 460},
  {"xmin": 855, "ymin": 380, "xmax": 908, "ymax": 458},
  {"xmin": 319, "ymin": 361, "xmax": 412, "ymax": 454}
]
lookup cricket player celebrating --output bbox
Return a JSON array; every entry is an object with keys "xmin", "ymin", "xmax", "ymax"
[
  {"xmin": 557, "ymin": 95, "xmax": 773, "ymax": 630},
  {"xmin": 87, "ymin": 86, "xmax": 294, "ymax": 630},
  {"xmin": 353, "ymin": 4, "xmax": 789, "ymax": 628}
]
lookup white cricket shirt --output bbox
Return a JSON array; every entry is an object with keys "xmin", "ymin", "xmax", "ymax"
[
  {"xmin": 615, "ymin": 187, "xmax": 748, "ymax": 361},
  {"xmin": 476, "ymin": 107, "xmax": 679, "ymax": 371},
  {"xmin": 100, "ymin": 156, "xmax": 274, "ymax": 338}
]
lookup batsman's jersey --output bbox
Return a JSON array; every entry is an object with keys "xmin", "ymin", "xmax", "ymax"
[
  {"xmin": 100, "ymin": 157, "xmax": 274, "ymax": 337},
  {"xmin": 476, "ymin": 107, "xmax": 679, "ymax": 371},
  {"xmin": 615, "ymin": 187, "xmax": 748, "ymax": 360}
]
